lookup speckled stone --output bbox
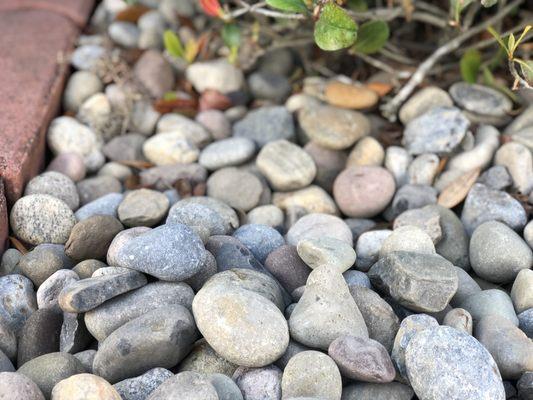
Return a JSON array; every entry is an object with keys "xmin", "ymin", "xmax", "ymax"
[
  {"xmin": 167, "ymin": 202, "xmax": 227, "ymax": 240},
  {"xmin": 178, "ymin": 339, "xmax": 237, "ymax": 377},
  {"xmin": 342, "ymin": 382, "xmax": 414, "ymax": 400},
  {"xmin": 93, "ymin": 305, "xmax": 197, "ymax": 383},
  {"xmin": 0, "ymin": 274, "xmax": 37, "ymax": 335},
  {"xmin": 207, "ymin": 168, "xmax": 263, "ymax": 212},
  {"xmin": 85, "ymin": 281, "xmax": 194, "ymax": 341},
  {"xmin": 77, "ymin": 176, "xmax": 122, "ymax": 206},
  {"xmin": 205, "ymin": 235, "xmax": 265, "ymax": 273},
  {"xmin": 0, "ymin": 248, "xmax": 22, "ymax": 276},
  {"xmin": 0, "ymin": 319, "xmax": 17, "ymax": 362},
  {"xmin": 10, "ymin": 195, "xmax": 76, "ymax": 245},
  {"xmin": 233, "ymin": 365, "xmax": 281, "ymax": 400},
  {"xmin": 0, "ymin": 372, "xmax": 45, "ymax": 400},
  {"xmin": 18, "ymin": 244, "xmax": 74, "ymax": 287},
  {"xmin": 114, "ymin": 368, "xmax": 174, "ymax": 400},
  {"xmin": 405, "ymin": 326, "xmax": 505, "ymax": 400},
  {"xmin": 52, "ymin": 373, "xmax": 122, "ymax": 400},
  {"xmin": 233, "ymin": 106, "xmax": 295, "ymax": 147},
  {"xmin": 281, "ymin": 351, "xmax": 342, "ymax": 400},
  {"xmin": 74, "ymin": 193, "xmax": 124, "ymax": 221},
  {"xmin": 147, "ymin": 371, "xmax": 219, "ymax": 400},
  {"xmin": 25, "ymin": 172, "xmax": 79, "ymax": 210},
  {"xmin": 112, "ymin": 224, "xmax": 206, "ymax": 281},
  {"xmin": 402, "ymin": 107, "xmax": 469, "ymax": 155},
  {"xmin": 173, "ymin": 197, "xmax": 239, "ymax": 233}
]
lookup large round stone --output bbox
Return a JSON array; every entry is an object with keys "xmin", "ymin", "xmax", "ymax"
[
  {"xmin": 0, "ymin": 372, "xmax": 45, "ymax": 400},
  {"xmin": 52, "ymin": 373, "xmax": 121, "ymax": 400}
]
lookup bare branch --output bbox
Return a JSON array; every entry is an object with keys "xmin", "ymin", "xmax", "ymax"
[
  {"xmin": 228, "ymin": 1, "xmax": 306, "ymax": 20},
  {"xmin": 380, "ymin": 0, "xmax": 525, "ymax": 121}
]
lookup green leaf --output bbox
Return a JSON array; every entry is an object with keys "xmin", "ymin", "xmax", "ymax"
[
  {"xmin": 353, "ymin": 20, "xmax": 389, "ymax": 54},
  {"xmin": 480, "ymin": 0, "xmax": 498, "ymax": 7},
  {"xmin": 222, "ymin": 24, "xmax": 241, "ymax": 48},
  {"xmin": 265, "ymin": 0, "xmax": 308, "ymax": 13},
  {"xmin": 460, "ymin": 49, "xmax": 482, "ymax": 83},
  {"xmin": 163, "ymin": 30, "xmax": 184, "ymax": 58},
  {"xmin": 515, "ymin": 59, "xmax": 533, "ymax": 84},
  {"xmin": 487, "ymin": 26, "xmax": 511, "ymax": 58},
  {"xmin": 347, "ymin": 0, "xmax": 368, "ymax": 12},
  {"xmin": 314, "ymin": 3, "xmax": 358, "ymax": 51},
  {"xmin": 507, "ymin": 33, "xmax": 516, "ymax": 55},
  {"xmin": 450, "ymin": 0, "xmax": 474, "ymax": 24}
]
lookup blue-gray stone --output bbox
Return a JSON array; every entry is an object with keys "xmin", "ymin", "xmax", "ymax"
[
  {"xmin": 0, "ymin": 350, "xmax": 14, "ymax": 372},
  {"xmin": 113, "ymin": 224, "xmax": 206, "ymax": 281},
  {"xmin": 405, "ymin": 326, "xmax": 505, "ymax": 400},
  {"xmin": 233, "ymin": 106, "xmax": 294, "ymax": 147},
  {"xmin": 233, "ymin": 224, "xmax": 285, "ymax": 264},
  {"xmin": 518, "ymin": 308, "xmax": 533, "ymax": 338},
  {"xmin": 75, "ymin": 193, "xmax": 124, "ymax": 221},
  {"xmin": 402, "ymin": 107, "xmax": 470, "ymax": 155},
  {"xmin": 206, "ymin": 235, "xmax": 264, "ymax": 273},
  {"xmin": 114, "ymin": 368, "xmax": 174, "ymax": 400},
  {"xmin": 0, "ymin": 275, "xmax": 37, "ymax": 335},
  {"xmin": 166, "ymin": 203, "xmax": 226, "ymax": 237},
  {"xmin": 343, "ymin": 270, "xmax": 371, "ymax": 288}
]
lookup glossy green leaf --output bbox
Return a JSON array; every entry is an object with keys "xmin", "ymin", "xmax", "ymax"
[
  {"xmin": 163, "ymin": 30, "xmax": 185, "ymax": 58},
  {"xmin": 516, "ymin": 59, "xmax": 533, "ymax": 84},
  {"xmin": 222, "ymin": 24, "xmax": 241, "ymax": 48},
  {"xmin": 266, "ymin": 0, "xmax": 308, "ymax": 13},
  {"xmin": 460, "ymin": 49, "xmax": 482, "ymax": 83},
  {"xmin": 487, "ymin": 26, "xmax": 511, "ymax": 58},
  {"xmin": 314, "ymin": 3, "xmax": 358, "ymax": 51},
  {"xmin": 353, "ymin": 20, "xmax": 389, "ymax": 54}
]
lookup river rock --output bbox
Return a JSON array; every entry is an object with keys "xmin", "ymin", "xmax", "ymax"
[
  {"xmin": 174, "ymin": 197, "xmax": 239, "ymax": 232},
  {"xmin": 114, "ymin": 368, "xmax": 174, "ymax": 400},
  {"xmin": 0, "ymin": 274, "xmax": 37, "ymax": 335},
  {"xmin": 257, "ymin": 139, "xmax": 316, "ymax": 191},
  {"xmin": 0, "ymin": 319, "xmax": 17, "ymax": 362},
  {"xmin": 47, "ymin": 116, "xmax": 100, "ymax": 163},
  {"xmin": 77, "ymin": 176, "xmax": 122, "ymax": 205},
  {"xmin": 289, "ymin": 265, "xmax": 368, "ymax": 349},
  {"xmin": 19, "ymin": 244, "xmax": 74, "ymax": 287},
  {"xmin": 328, "ymin": 335, "xmax": 394, "ymax": 382},
  {"xmin": 272, "ymin": 185, "xmax": 338, "ymax": 215},
  {"xmin": 296, "ymin": 236, "xmax": 355, "ymax": 273},
  {"xmin": 384, "ymin": 146, "xmax": 411, "ymax": 186},
  {"xmin": 349, "ymin": 286, "xmax": 400, "ymax": 352},
  {"xmin": 475, "ymin": 315, "xmax": 533, "ymax": 379},
  {"xmin": 443, "ymin": 308, "xmax": 473, "ymax": 334},
  {"xmin": 74, "ymin": 193, "xmax": 123, "ymax": 221},
  {"xmin": 264, "ymin": 245, "xmax": 310, "ymax": 293},
  {"xmin": 342, "ymin": 382, "xmax": 414, "ymax": 400},
  {"xmin": 402, "ymin": 107, "xmax": 469, "ymax": 155},
  {"xmin": 449, "ymin": 82, "xmax": 512, "ymax": 118},
  {"xmin": 178, "ymin": 339, "xmax": 237, "ymax": 377},
  {"xmin": 207, "ymin": 168, "xmax": 263, "ymax": 211},
  {"xmin": 186, "ymin": 58, "xmax": 244, "ymax": 93},
  {"xmin": 193, "ymin": 272, "xmax": 289, "ymax": 367},
  {"xmin": 281, "ymin": 351, "xmax": 342, "ymax": 400},
  {"xmin": 134, "ymin": 50, "xmax": 174, "ymax": 98},
  {"xmin": 53, "ymin": 373, "xmax": 121, "ymax": 399},
  {"xmin": 379, "ymin": 226, "xmax": 435, "ymax": 257},
  {"xmin": 63, "ymin": 71, "xmax": 103, "ymax": 112},
  {"xmin": 354, "ymin": 230, "xmax": 391, "ymax": 271},
  {"xmin": 93, "ymin": 305, "xmax": 197, "ymax": 383},
  {"xmin": 461, "ymin": 183, "xmax": 527, "ymax": 235},
  {"xmin": 394, "ymin": 206, "xmax": 442, "ymax": 243},
  {"xmin": 405, "ymin": 326, "xmax": 505, "ymax": 400},
  {"xmin": 298, "ymin": 105, "xmax": 370, "ymax": 150},
  {"xmin": 233, "ymin": 106, "xmax": 295, "ymax": 147},
  {"xmin": 247, "ymin": 205, "xmax": 284, "ymax": 228},
  {"xmin": 10, "ymin": 195, "xmax": 76, "ymax": 245},
  {"xmin": 143, "ymin": 133, "xmax": 199, "ymax": 165},
  {"xmin": 333, "ymin": 166, "xmax": 395, "ymax": 218},
  {"xmin": 205, "ymin": 235, "xmax": 264, "ymax": 273},
  {"xmin": 196, "ymin": 110, "xmax": 231, "ymax": 140},
  {"xmin": 24, "ymin": 172, "xmax": 79, "ymax": 211},
  {"xmin": 233, "ymin": 365, "xmax": 281, "ymax": 400},
  {"xmin": 459, "ymin": 289, "xmax": 518, "ymax": 326},
  {"xmin": 495, "ymin": 141, "xmax": 533, "ymax": 194},
  {"xmin": 17, "ymin": 309, "xmax": 62, "ymax": 367},
  {"xmin": 369, "ymin": 251, "xmax": 457, "ymax": 312},
  {"xmin": 147, "ymin": 371, "xmax": 219, "ymax": 400},
  {"xmin": 304, "ymin": 141, "xmax": 347, "ymax": 191},
  {"xmin": 118, "ymin": 189, "xmax": 169, "ymax": 227},
  {"xmin": 112, "ymin": 223, "xmax": 206, "ymax": 281},
  {"xmin": 0, "ymin": 372, "xmax": 45, "ymax": 400},
  {"xmin": 167, "ymin": 202, "xmax": 227, "ymax": 240},
  {"xmin": 399, "ymin": 86, "xmax": 453, "ymax": 124},
  {"xmin": 199, "ymin": 137, "xmax": 256, "ymax": 170},
  {"xmin": 511, "ymin": 269, "xmax": 533, "ymax": 314},
  {"xmin": 210, "ymin": 372, "xmax": 244, "ymax": 400},
  {"xmin": 470, "ymin": 221, "xmax": 532, "ymax": 283},
  {"xmin": 18, "ymin": 353, "xmax": 85, "ymax": 398}
]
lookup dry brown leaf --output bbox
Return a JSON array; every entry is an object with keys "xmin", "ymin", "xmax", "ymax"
[
  {"xmin": 115, "ymin": 5, "xmax": 151, "ymax": 23},
  {"xmin": 438, "ymin": 168, "xmax": 480, "ymax": 209},
  {"xmin": 9, "ymin": 236, "xmax": 28, "ymax": 254},
  {"xmin": 153, "ymin": 98, "xmax": 198, "ymax": 115},
  {"xmin": 118, "ymin": 160, "xmax": 155, "ymax": 169},
  {"xmin": 436, "ymin": 156, "xmax": 448, "ymax": 176}
]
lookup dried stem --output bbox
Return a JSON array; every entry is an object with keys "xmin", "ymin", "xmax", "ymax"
[{"xmin": 380, "ymin": 0, "xmax": 525, "ymax": 121}]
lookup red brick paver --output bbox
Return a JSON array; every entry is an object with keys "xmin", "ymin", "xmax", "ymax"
[{"xmin": 0, "ymin": 1, "xmax": 94, "ymax": 254}]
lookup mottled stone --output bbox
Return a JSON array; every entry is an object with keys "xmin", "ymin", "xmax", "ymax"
[
  {"xmin": 85, "ymin": 281, "xmax": 194, "ymax": 341},
  {"xmin": 399, "ymin": 86, "xmax": 453, "ymax": 124},
  {"xmin": 114, "ymin": 368, "xmax": 174, "ymax": 400},
  {"xmin": 52, "ymin": 373, "xmax": 121, "ymax": 400},
  {"xmin": 0, "ymin": 319, "xmax": 17, "ymax": 361},
  {"xmin": 134, "ymin": 50, "xmax": 174, "ymax": 98},
  {"xmin": 199, "ymin": 137, "xmax": 256, "ymax": 170},
  {"xmin": 10, "ymin": 195, "xmax": 76, "ymax": 245},
  {"xmin": 443, "ymin": 308, "xmax": 473, "ymax": 334},
  {"xmin": 77, "ymin": 176, "xmax": 122, "ymax": 206},
  {"xmin": 18, "ymin": 244, "xmax": 74, "ymax": 287},
  {"xmin": 369, "ymin": 252, "xmax": 457, "ymax": 312},
  {"xmin": 342, "ymin": 382, "xmax": 414, "ymax": 400},
  {"xmin": 118, "ymin": 189, "xmax": 169, "ymax": 227},
  {"xmin": 233, "ymin": 365, "xmax": 281, "ymax": 400},
  {"xmin": 74, "ymin": 193, "xmax": 124, "ymax": 221},
  {"xmin": 0, "ymin": 249, "xmax": 22, "ymax": 276},
  {"xmin": 17, "ymin": 309, "xmax": 62, "ymax": 367},
  {"xmin": 394, "ymin": 206, "xmax": 442, "ymax": 243},
  {"xmin": 286, "ymin": 213, "xmax": 353, "ymax": 246},
  {"xmin": 205, "ymin": 235, "xmax": 264, "ymax": 273},
  {"xmin": 25, "ymin": 172, "xmax": 79, "ymax": 210},
  {"xmin": 450, "ymin": 82, "xmax": 512, "ymax": 117},
  {"xmin": 0, "ymin": 275, "xmax": 37, "ymax": 335},
  {"xmin": 207, "ymin": 168, "xmax": 263, "ymax": 211},
  {"xmin": 281, "ymin": 351, "xmax": 342, "ymax": 400},
  {"xmin": 385, "ymin": 184, "xmax": 437, "ymax": 221},
  {"xmin": 233, "ymin": 224, "xmax": 285, "ymax": 264},
  {"xmin": 0, "ymin": 372, "xmax": 45, "ymax": 400},
  {"xmin": 178, "ymin": 339, "xmax": 237, "ymax": 377},
  {"xmin": 147, "ymin": 371, "xmax": 219, "ymax": 400},
  {"xmin": 379, "ymin": 226, "xmax": 435, "ymax": 257},
  {"xmin": 233, "ymin": 106, "xmax": 294, "ymax": 148},
  {"xmin": 93, "ymin": 305, "xmax": 197, "ymax": 383},
  {"xmin": 297, "ymin": 236, "xmax": 355, "ymax": 273}
]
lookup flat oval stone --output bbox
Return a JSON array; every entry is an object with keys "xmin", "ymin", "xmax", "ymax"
[
  {"xmin": 257, "ymin": 140, "xmax": 316, "ymax": 191},
  {"xmin": 0, "ymin": 372, "xmax": 45, "ymax": 400},
  {"xmin": 147, "ymin": 371, "xmax": 219, "ymax": 400},
  {"xmin": 37, "ymin": 270, "xmax": 79, "ymax": 311},
  {"xmin": 325, "ymin": 81, "xmax": 379, "ymax": 110},
  {"xmin": 74, "ymin": 193, "xmax": 124, "ymax": 221},
  {"xmin": 93, "ymin": 305, "xmax": 197, "ymax": 383},
  {"xmin": 233, "ymin": 224, "xmax": 285, "ymax": 264},
  {"xmin": 379, "ymin": 226, "xmax": 435, "ymax": 257},
  {"xmin": 470, "ymin": 221, "xmax": 532, "ymax": 283},
  {"xmin": 286, "ymin": 213, "xmax": 353, "ymax": 246},
  {"xmin": 0, "ymin": 274, "xmax": 37, "ymax": 335},
  {"xmin": 333, "ymin": 166, "xmax": 395, "ymax": 218},
  {"xmin": 511, "ymin": 269, "xmax": 533, "ymax": 313},
  {"xmin": 107, "ymin": 227, "xmax": 151, "ymax": 266},
  {"xmin": 450, "ymin": 82, "xmax": 512, "ymax": 117},
  {"xmin": 114, "ymin": 368, "xmax": 174, "ymax": 400},
  {"xmin": 405, "ymin": 326, "xmax": 505, "ymax": 400},
  {"xmin": 265, "ymin": 245, "xmax": 310, "ymax": 293},
  {"xmin": 460, "ymin": 289, "xmax": 518, "ymax": 326},
  {"xmin": 143, "ymin": 133, "xmax": 199, "ymax": 165},
  {"xmin": 281, "ymin": 351, "xmax": 342, "ymax": 400},
  {"xmin": 233, "ymin": 106, "xmax": 294, "ymax": 147},
  {"xmin": 199, "ymin": 137, "xmax": 256, "ymax": 170},
  {"xmin": 298, "ymin": 105, "xmax": 371, "ymax": 150},
  {"xmin": 289, "ymin": 265, "xmax": 368, "ymax": 350},
  {"xmin": 207, "ymin": 168, "xmax": 263, "ymax": 212},
  {"xmin": 297, "ymin": 236, "xmax": 355, "ymax": 273},
  {"xmin": 328, "ymin": 335, "xmax": 395, "ymax": 383},
  {"xmin": 113, "ymin": 224, "xmax": 206, "ymax": 281},
  {"xmin": 399, "ymin": 86, "xmax": 453, "ymax": 124},
  {"xmin": 369, "ymin": 251, "xmax": 457, "ymax": 312},
  {"xmin": 402, "ymin": 107, "xmax": 469, "ymax": 155},
  {"xmin": 58, "ymin": 270, "xmax": 147, "ymax": 313},
  {"xmin": 17, "ymin": 352, "xmax": 86, "ymax": 398},
  {"xmin": 52, "ymin": 373, "xmax": 122, "ymax": 400},
  {"xmin": 10, "ymin": 195, "xmax": 76, "ymax": 245},
  {"xmin": 85, "ymin": 281, "xmax": 194, "ymax": 341},
  {"xmin": 192, "ymin": 277, "xmax": 289, "ymax": 367},
  {"xmin": 175, "ymin": 197, "xmax": 239, "ymax": 232}
]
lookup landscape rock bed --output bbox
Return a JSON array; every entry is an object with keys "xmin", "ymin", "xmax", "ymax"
[{"xmin": 0, "ymin": 1, "xmax": 532, "ymax": 399}]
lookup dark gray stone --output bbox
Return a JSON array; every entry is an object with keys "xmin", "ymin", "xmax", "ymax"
[
  {"xmin": 72, "ymin": 259, "xmax": 106, "ymax": 279},
  {"xmin": 206, "ymin": 235, "xmax": 265, "ymax": 273},
  {"xmin": 248, "ymin": 71, "xmax": 291, "ymax": 103},
  {"xmin": 369, "ymin": 251, "xmax": 458, "ymax": 312},
  {"xmin": 58, "ymin": 270, "xmax": 147, "ymax": 313},
  {"xmin": 233, "ymin": 106, "xmax": 295, "ymax": 147},
  {"xmin": 0, "ymin": 248, "xmax": 22, "ymax": 276},
  {"xmin": 384, "ymin": 184, "xmax": 437, "ymax": 221},
  {"xmin": 405, "ymin": 326, "xmax": 506, "ymax": 400},
  {"xmin": 0, "ymin": 274, "xmax": 37, "ymax": 335},
  {"xmin": 17, "ymin": 309, "xmax": 62, "ymax": 367},
  {"xmin": 233, "ymin": 224, "xmax": 285, "ymax": 264},
  {"xmin": 0, "ymin": 319, "xmax": 17, "ymax": 362},
  {"xmin": 264, "ymin": 245, "xmax": 310, "ymax": 293},
  {"xmin": 18, "ymin": 244, "xmax": 74, "ymax": 287},
  {"xmin": 209, "ymin": 373, "xmax": 243, "ymax": 400},
  {"xmin": 460, "ymin": 289, "xmax": 518, "ymax": 326},
  {"xmin": 517, "ymin": 371, "xmax": 533, "ymax": 400},
  {"xmin": 0, "ymin": 350, "xmax": 14, "ymax": 372},
  {"xmin": 114, "ymin": 368, "xmax": 174, "ymax": 400},
  {"xmin": 60, "ymin": 312, "xmax": 92, "ymax": 354},
  {"xmin": 73, "ymin": 350, "xmax": 96, "ymax": 373},
  {"xmin": 518, "ymin": 308, "xmax": 533, "ymax": 338},
  {"xmin": 113, "ymin": 224, "xmax": 206, "ymax": 281}
]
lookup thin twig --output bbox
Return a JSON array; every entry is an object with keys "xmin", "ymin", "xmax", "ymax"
[
  {"xmin": 459, "ymin": 21, "xmax": 533, "ymax": 53},
  {"xmin": 380, "ymin": 0, "xmax": 524, "ymax": 121},
  {"xmin": 228, "ymin": 0, "xmax": 306, "ymax": 20},
  {"xmin": 355, "ymin": 52, "xmax": 412, "ymax": 79}
]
